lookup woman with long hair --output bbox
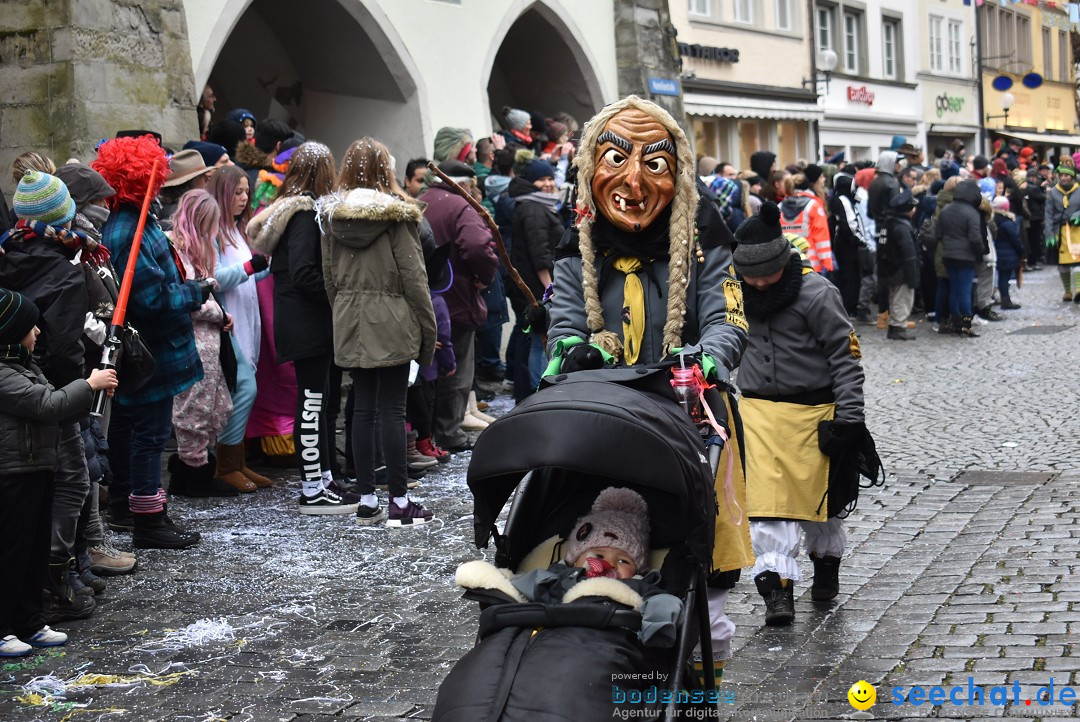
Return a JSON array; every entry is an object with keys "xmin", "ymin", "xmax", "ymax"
[
  {"xmin": 205, "ymin": 166, "xmax": 273, "ymax": 491},
  {"xmin": 167, "ymin": 190, "xmax": 238, "ymax": 496},
  {"xmin": 318, "ymin": 138, "xmax": 437, "ymax": 525},
  {"xmin": 248, "ymin": 142, "xmax": 353, "ymax": 514}
]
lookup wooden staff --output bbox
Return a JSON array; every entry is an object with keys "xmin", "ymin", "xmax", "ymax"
[{"xmin": 426, "ymin": 161, "xmax": 539, "ymax": 310}]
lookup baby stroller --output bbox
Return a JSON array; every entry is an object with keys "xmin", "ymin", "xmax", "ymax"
[{"xmin": 433, "ymin": 366, "xmax": 725, "ymax": 722}]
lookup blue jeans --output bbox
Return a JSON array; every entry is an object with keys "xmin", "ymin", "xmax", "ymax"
[
  {"xmin": 476, "ymin": 274, "xmax": 508, "ymax": 370},
  {"xmin": 219, "ymin": 339, "xmax": 256, "ymax": 445},
  {"xmin": 997, "ymin": 262, "xmax": 1017, "ymax": 303},
  {"xmin": 935, "ymin": 277, "xmax": 950, "ymax": 322},
  {"xmin": 108, "ymin": 397, "xmax": 173, "ymax": 501},
  {"xmin": 945, "ymin": 263, "xmax": 975, "ymax": 319}
]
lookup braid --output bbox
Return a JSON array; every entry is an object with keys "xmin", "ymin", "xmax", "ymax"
[
  {"xmin": 661, "ymin": 137, "xmax": 698, "ymax": 354},
  {"xmin": 578, "ymin": 217, "xmax": 624, "ymax": 359}
]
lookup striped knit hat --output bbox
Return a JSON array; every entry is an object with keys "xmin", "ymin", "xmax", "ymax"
[
  {"xmin": 13, "ymin": 170, "xmax": 76, "ymax": 226},
  {"xmin": 0, "ymin": 288, "xmax": 40, "ymax": 345}
]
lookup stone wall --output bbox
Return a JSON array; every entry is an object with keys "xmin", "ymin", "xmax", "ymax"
[
  {"xmin": 612, "ymin": 0, "xmax": 687, "ymax": 134},
  {"xmin": 0, "ymin": 0, "xmax": 197, "ymax": 196}
]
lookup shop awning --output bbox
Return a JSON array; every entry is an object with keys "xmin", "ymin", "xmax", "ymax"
[
  {"xmin": 684, "ymin": 92, "xmax": 823, "ymax": 122},
  {"xmin": 994, "ymin": 129, "xmax": 1080, "ymax": 146}
]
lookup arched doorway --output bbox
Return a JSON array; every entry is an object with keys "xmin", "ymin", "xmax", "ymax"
[
  {"xmin": 486, "ymin": 3, "xmax": 605, "ymax": 133},
  {"xmin": 204, "ymin": 0, "xmax": 426, "ymax": 159}
]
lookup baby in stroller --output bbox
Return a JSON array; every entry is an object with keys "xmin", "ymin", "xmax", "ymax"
[{"xmin": 434, "ymin": 487, "xmax": 686, "ymax": 721}]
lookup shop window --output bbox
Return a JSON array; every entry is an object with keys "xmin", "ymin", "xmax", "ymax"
[
  {"xmin": 817, "ymin": 6, "xmax": 836, "ymax": 55},
  {"xmin": 688, "ymin": 0, "xmax": 711, "ymax": 17},
  {"xmin": 1044, "ymin": 27, "xmax": 1054, "ymax": 81},
  {"xmin": 776, "ymin": 0, "xmax": 792, "ymax": 31},
  {"xmin": 738, "ymin": 121, "xmax": 763, "ymax": 168},
  {"xmin": 851, "ymin": 146, "xmax": 871, "ymax": 163},
  {"xmin": 734, "ymin": 0, "xmax": 753, "ymax": 24},
  {"xmin": 777, "ymin": 121, "xmax": 800, "ymax": 168},
  {"xmin": 1060, "ymin": 30, "xmax": 1070, "ymax": 82},
  {"xmin": 948, "ymin": 20, "xmax": 963, "ymax": 75},
  {"xmin": 1016, "ymin": 15, "xmax": 1032, "ymax": 65},
  {"xmin": 693, "ymin": 117, "xmax": 719, "ymax": 162},
  {"xmin": 929, "ymin": 17, "xmax": 943, "ymax": 73},
  {"xmin": 843, "ymin": 10, "xmax": 861, "ymax": 74},
  {"xmin": 882, "ymin": 19, "xmax": 901, "ymax": 80}
]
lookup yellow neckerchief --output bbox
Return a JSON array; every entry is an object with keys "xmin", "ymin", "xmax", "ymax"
[
  {"xmin": 1056, "ymin": 183, "xmax": 1076, "ymax": 242},
  {"xmin": 613, "ymin": 257, "xmax": 645, "ymax": 365}
]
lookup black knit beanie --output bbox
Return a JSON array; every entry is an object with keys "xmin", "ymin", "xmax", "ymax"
[
  {"xmin": 0, "ymin": 288, "xmax": 40, "ymax": 345},
  {"xmin": 732, "ymin": 202, "xmax": 792, "ymax": 277}
]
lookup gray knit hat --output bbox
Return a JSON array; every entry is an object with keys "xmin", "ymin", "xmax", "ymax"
[
  {"xmin": 732, "ymin": 202, "xmax": 791, "ymax": 277},
  {"xmin": 504, "ymin": 107, "xmax": 530, "ymax": 131},
  {"xmin": 564, "ymin": 488, "xmax": 651, "ymax": 573}
]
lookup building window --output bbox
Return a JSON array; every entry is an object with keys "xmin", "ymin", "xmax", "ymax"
[
  {"xmin": 688, "ymin": 0, "xmax": 710, "ymax": 17},
  {"xmin": 948, "ymin": 20, "xmax": 963, "ymax": 75},
  {"xmin": 843, "ymin": 11, "xmax": 860, "ymax": 74},
  {"xmin": 776, "ymin": 0, "xmax": 792, "ymax": 31},
  {"xmin": 734, "ymin": 0, "xmax": 753, "ymax": 23},
  {"xmin": 929, "ymin": 16, "xmax": 943, "ymax": 73},
  {"xmin": 1044, "ymin": 27, "xmax": 1054, "ymax": 81},
  {"xmin": 817, "ymin": 6, "xmax": 835, "ymax": 54},
  {"xmin": 1016, "ymin": 15, "xmax": 1032, "ymax": 64},
  {"xmin": 998, "ymin": 11, "xmax": 1015, "ymax": 65},
  {"xmin": 882, "ymin": 20, "xmax": 899, "ymax": 80},
  {"xmin": 980, "ymin": 4, "xmax": 998, "ymax": 61},
  {"xmin": 1061, "ymin": 30, "xmax": 1071, "ymax": 82}
]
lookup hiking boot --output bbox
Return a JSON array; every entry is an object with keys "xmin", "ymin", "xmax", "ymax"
[
  {"xmin": 43, "ymin": 563, "xmax": 96, "ymax": 623},
  {"xmin": 24, "ymin": 626, "xmax": 68, "ymax": 647},
  {"xmin": 133, "ymin": 511, "xmax": 201, "ymax": 549},
  {"xmin": 356, "ymin": 502, "xmax": 386, "ymax": 526},
  {"xmin": 959, "ymin": 316, "xmax": 979, "ymax": 337},
  {"xmin": 0, "ymin": 635, "xmax": 32, "ymax": 657},
  {"xmin": 387, "ymin": 499, "xmax": 434, "ymax": 527},
  {"xmin": 298, "ymin": 487, "xmax": 358, "ymax": 516},
  {"xmin": 754, "ymin": 571, "xmax": 794, "ymax": 627},
  {"xmin": 416, "ymin": 437, "xmax": 450, "ymax": 464},
  {"xmin": 854, "ymin": 309, "xmax": 874, "ymax": 325},
  {"xmin": 107, "ymin": 505, "xmax": 134, "ymax": 533},
  {"xmin": 75, "ymin": 552, "xmax": 107, "ymax": 594},
  {"xmin": 407, "ymin": 439, "xmax": 438, "ymax": 470},
  {"xmin": 169, "ymin": 453, "xmax": 238, "ymax": 497},
  {"xmin": 89, "ymin": 540, "xmax": 136, "ymax": 576},
  {"xmin": 976, "ymin": 307, "xmax": 1003, "ymax": 322},
  {"xmin": 1000, "ymin": 301, "xmax": 1021, "ymax": 310},
  {"xmin": 68, "ymin": 569, "xmax": 94, "ymax": 597},
  {"xmin": 886, "ymin": 325, "xmax": 915, "ymax": 341},
  {"xmin": 810, "ymin": 554, "xmax": 841, "ymax": 601}
]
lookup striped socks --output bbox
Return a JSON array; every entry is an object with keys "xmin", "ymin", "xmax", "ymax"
[{"xmin": 129, "ymin": 490, "xmax": 166, "ymax": 514}]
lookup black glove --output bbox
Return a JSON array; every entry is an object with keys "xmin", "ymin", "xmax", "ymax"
[
  {"xmin": 524, "ymin": 303, "xmax": 549, "ymax": 333},
  {"xmin": 192, "ymin": 278, "xmax": 215, "ymax": 305},
  {"xmin": 560, "ymin": 343, "xmax": 606, "ymax": 373},
  {"xmin": 817, "ymin": 420, "xmax": 863, "ymax": 457},
  {"xmin": 245, "ymin": 253, "xmax": 269, "ymax": 274}
]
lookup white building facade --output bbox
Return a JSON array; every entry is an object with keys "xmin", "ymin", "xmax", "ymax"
[{"xmin": 916, "ymin": 0, "xmax": 980, "ymax": 159}]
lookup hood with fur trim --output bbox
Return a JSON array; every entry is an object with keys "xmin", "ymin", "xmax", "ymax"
[
  {"xmin": 247, "ymin": 194, "xmax": 316, "ymax": 255},
  {"xmin": 234, "ymin": 141, "xmax": 273, "ymax": 170},
  {"xmin": 572, "ymin": 95, "xmax": 697, "ymax": 361},
  {"xmin": 316, "ymin": 188, "xmax": 423, "ymax": 249}
]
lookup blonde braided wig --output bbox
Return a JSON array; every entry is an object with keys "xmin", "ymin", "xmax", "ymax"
[{"xmin": 573, "ymin": 95, "xmax": 698, "ymax": 361}]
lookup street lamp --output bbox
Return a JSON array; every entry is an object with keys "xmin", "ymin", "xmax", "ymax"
[
  {"xmin": 985, "ymin": 91, "xmax": 1015, "ymax": 125},
  {"xmin": 802, "ymin": 49, "xmax": 838, "ymax": 94}
]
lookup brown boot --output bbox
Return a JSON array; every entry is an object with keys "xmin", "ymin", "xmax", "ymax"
[
  {"xmin": 235, "ymin": 443, "xmax": 272, "ymax": 488},
  {"xmin": 214, "ymin": 443, "xmax": 256, "ymax": 492}
]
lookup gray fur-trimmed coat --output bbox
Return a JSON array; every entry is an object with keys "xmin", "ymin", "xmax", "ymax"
[{"xmin": 317, "ymin": 189, "xmax": 436, "ymax": 370}]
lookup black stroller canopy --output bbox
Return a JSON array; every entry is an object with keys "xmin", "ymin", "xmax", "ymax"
[{"xmin": 467, "ymin": 368, "xmax": 717, "ymax": 569}]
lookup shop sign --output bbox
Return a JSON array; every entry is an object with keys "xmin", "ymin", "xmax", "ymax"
[
  {"xmin": 847, "ymin": 86, "xmax": 875, "ymax": 106},
  {"xmin": 935, "ymin": 94, "xmax": 965, "ymax": 118},
  {"xmin": 678, "ymin": 43, "xmax": 740, "ymax": 63}
]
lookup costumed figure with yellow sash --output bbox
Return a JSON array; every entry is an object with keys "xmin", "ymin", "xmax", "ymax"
[
  {"xmin": 540, "ymin": 96, "xmax": 751, "ymax": 678},
  {"xmin": 732, "ymin": 202, "xmax": 881, "ymax": 627},
  {"xmin": 1042, "ymin": 165, "xmax": 1080, "ymax": 303}
]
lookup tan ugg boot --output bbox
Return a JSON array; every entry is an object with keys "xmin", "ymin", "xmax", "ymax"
[
  {"xmin": 214, "ymin": 444, "xmax": 256, "ymax": 493},
  {"xmin": 234, "ymin": 444, "xmax": 272, "ymax": 488}
]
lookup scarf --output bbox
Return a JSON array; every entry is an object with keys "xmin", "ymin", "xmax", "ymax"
[
  {"xmin": 516, "ymin": 191, "xmax": 560, "ymax": 212},
  {"xmin": 0, "ymin": 343, "xmax": 31, "ymax": 366},
  {"xmin": 591, "ymin": 205, "xmax": 672, "ymax": 297},
  {"xmin": 0, "ymin": 220, "xmax": 110, "ymax": 266},
  {"xmin": 741, "ymin": 254, "xmax": 804, "ymax": 320}
]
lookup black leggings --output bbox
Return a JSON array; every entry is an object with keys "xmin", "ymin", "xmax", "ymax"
[
  {"xmin": 293, "ymin": 354, "xmax": 333, "ymax": 483},
  {"xmin": 406, "ymin": 379, "xmax": 437, "ymax": 440},
  {"xmin": 350, "ymin": 364, "xmax": 410, "ymax": 497}
]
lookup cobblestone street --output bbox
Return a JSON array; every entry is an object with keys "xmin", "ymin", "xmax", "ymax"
[{"xmin": 1, "ymin": 269, "xmax": 1078, "ymax": 722}]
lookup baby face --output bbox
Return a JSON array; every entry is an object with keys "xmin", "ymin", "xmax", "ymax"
[{"xmin": 575, "ymin": 546, "xmax": 637, "ymax": 579}]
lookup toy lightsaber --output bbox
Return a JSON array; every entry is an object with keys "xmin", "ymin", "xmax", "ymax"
[{"xmin": 90, "ymin": 158, "xmax": 159, "ymax": 417}]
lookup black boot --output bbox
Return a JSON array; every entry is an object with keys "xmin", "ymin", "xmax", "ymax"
[
  {"xmin": 43, "ymin": 562, "xmax": 96, "ymax": 623},
  {"xmin": 168, "ymin": 453, "xmax": 238, "ymax": 498},
  {"xmin": 133, "ymin": 511, "xmax": 201, "ymax": 550},
  {"xmin": 810, "ymin": 554, "xmax": 841, "ymax": 601},
  {"xmin": 754, "ymin": 571, "xmax": 794, "ymax": 627},
  {"xmin": 959, "ymin": 316, "xmax": 979, "ymax": 337}
]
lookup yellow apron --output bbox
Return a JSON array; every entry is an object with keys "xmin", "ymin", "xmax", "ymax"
[
  {"xmin": 742, "ymin": 397, "xmax": 834, "ymax": 523},
  {"xmin": 711, "ymin": 393, "xmax": 754, "ymax": 573},
  {"xmin": 1060, "ymin": 223, "xmax": 1080, "ymax": 265}
]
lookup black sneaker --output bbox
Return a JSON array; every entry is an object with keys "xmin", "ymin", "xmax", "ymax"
[
  {"xmin": 754, "ymin": 571, "xmax": 795, "ymax": 627},
  {"xmin": 977, "ymin": 307, "xmax": 1004, "ymax": 322},
  {"xmin": 386, "ymin": 499, "xmax": 434, "ymax": 527},
  {"xmin": 356, "ymin": 503, "xmax": 386, "ymax": 526},
  {"xmin": 298, "ymin": 488, "xmax": 359, "ymax": 516},
  {"xmin": 326, "ymin": 480, "xmax": 362, "ymax": 505}
]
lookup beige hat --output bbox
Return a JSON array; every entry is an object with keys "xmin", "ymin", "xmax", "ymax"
[{"xmin": 163, "ymin": 149, "xmax": 208, "ymax": 188}]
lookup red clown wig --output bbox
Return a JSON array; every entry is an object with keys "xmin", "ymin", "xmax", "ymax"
[{"xmin": 91, "ymin": 135, "xmax": 169, "ymax": 209}]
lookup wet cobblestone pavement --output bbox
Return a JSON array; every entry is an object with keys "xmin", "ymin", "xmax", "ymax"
[{"xmin": 1, "ymin": 269, "xmax": 1078, "ymax": 721}]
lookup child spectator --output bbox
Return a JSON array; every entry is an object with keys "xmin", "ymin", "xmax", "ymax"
[
  {"xmin": 0, "ymin": 289, "xmax": 116, "ymax": 657},
  {"xmin": 992, "ymin": 195, "xmax": 1023, "ymax": 310}
]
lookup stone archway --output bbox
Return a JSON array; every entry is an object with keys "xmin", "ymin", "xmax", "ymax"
[
  {"xmin": 485, "ymin": 1, "xmax": 606, "ymax": 132},
  {"xmin": 200, "ymin": 0, "xmax": 427, "ymax": 159}
]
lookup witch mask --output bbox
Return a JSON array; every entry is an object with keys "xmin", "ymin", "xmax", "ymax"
[{"xmin": 591, "ymin": 107, "xmax": 676, "ymax": 233}]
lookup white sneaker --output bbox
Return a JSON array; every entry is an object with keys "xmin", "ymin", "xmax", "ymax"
[
  {"xmin": 461, "ymin": 412, "xmax": 490, "ymax": 432},
  {"xmin": 0, "ymin": 635, "xmax": 31, "ymax": 657},
  {"xmin": 971, "ymin": 315, "xmax": 989, "ymax": 326},
  {"xmin": 24, "ymin": 626, "xmax": 68, "ymax": 647}
]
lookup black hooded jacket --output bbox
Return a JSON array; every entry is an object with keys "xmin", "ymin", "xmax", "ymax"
[
  {"xmin": 934, "ymin": 180, "xmax": 985, "ymax": 267},
  {"xmin": 508, "ymin": 176, "xmax": 562, "ymax": 311}
]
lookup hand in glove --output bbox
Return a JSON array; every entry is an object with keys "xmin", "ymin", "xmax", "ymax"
[
  {"xmin": 524, "ymin": 303, "xmax": 549, "ymax": 334},
  {"xmin": 191, "ymin": 278, "xmax": 216, "ymax": 305},
  {"xmin": 817, "ymin": 420, "xmax": 864, "ymax": 457},
  {"xmin": 560, "ymin": 343, "xmax": 607, "ymax": 373},
  {"xmin": 244, "ymin": 253, "xmax": 269, "ymax": 275}
]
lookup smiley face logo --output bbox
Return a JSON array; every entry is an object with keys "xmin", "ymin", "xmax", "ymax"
[{"xmin": 848, "ymin": 680, "xmax": 876, "ymax": 710}]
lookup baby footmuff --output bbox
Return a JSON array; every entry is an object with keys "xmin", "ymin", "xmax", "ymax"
[{"xmin": 433, "ymin": 367, "xmax": 725, "ymax": 721}]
